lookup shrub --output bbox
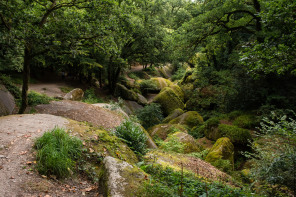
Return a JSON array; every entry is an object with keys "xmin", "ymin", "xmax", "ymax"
[
  {"xmin": 171, "ymin": 66, "xmax": 186, "ymax": 81},
  {"xmin": 34, "ymin": 127, "xmax": 82, "ymax": 178},
  {"xmin": 247, "ymin": 111, "xmax": 296, "ymax": 194},
  {"xmin": 28, "ymin": 91, "xmax": 53, "ymax": 106},
  {"xmin": 159, "ymin": 135, "xmax": 185, "ymax": 153},
  {"xmin": 115, "ymin": 119, "xmax": 147, "ymax": 155},
  {"xmin": 212, "ymin": 159, "xmax": 232, "ymax": 173},
  {"xmin": 136, "ymin": 103, "xmax": 164, "ymax": 129},
  {"xmin": 233, "ymin": 114, "xmax": 259, "ymax": 129},
  {"xmin": 83, "ymin": 88, "xmax": 104, "ymax": 104},
  {"xmin": 189, "ymin": 126, "xmax": 205, "ymax": 139},
  {"xmin": 189, "ymin": 149, "xmax": 209, "ymax": 160}
]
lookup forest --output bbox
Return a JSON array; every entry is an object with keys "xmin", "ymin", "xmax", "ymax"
[{"xmin": 0, "ymin": 0, "xmax": 296, "ymax": 196}]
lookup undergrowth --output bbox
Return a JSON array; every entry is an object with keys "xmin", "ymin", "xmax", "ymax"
[
  {"xmin": 83, "ymin": 88, "xmax": 104, "ymax": 104},
  {"xmin": 34, "ymin": 127, "xmax": 83, "ymax": 178}
]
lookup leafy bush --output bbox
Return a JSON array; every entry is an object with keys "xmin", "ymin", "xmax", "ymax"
[
  {"xmin": 247, "ymin": 111, "xmax": 296, "ymax": 194},
  {"xmin": 233, "ymin": 114, "xmax": 258, "ymax": 129},
  {"xmin": 217, "ymin": 124, "xmax": 252, "ymax": 146},
  {"xmin": 34, "ymin": 127, "xmax": 83, "ymax": 178},
  {"xmin": 212, "ymin": 159, "xmax": 232, "ymax": 173},
  {"xmin": 189, "ymin": 149, "xmax": 209, "ymax": 160},
  {"xmin": 82, "ymin": 88, "xmax": 104, "ymax": 104},
  {"xmin": 158, "ymin": 135, "xmax": 185, "ymax": 153},
  {"xmin": 115, "ymin": 119, "xmax": 147, "ymax": 155},
  {"xmin": 136, "ymin": 103, "xmax": 164, "ymax": 129},
  {"xmin": 189, "ymin": 126, "xmax": 205, "ymax": 139},
  {"xmin": 171, "ymin": 66, "xmax": 186, "ymax": 81},
  {"xmin": 28, "ymin": 91, "xmax": 53, "ymax": 106}
]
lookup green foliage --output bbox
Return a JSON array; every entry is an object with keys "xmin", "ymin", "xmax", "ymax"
[
  {"xmin": 189, "ymin": 126, "xmax": 205, "ymax": 139},
  {"xmin": 82, "ymin": 88, "xmax": 104, "ymax": 104},
  {"xmin": 171, "ymin": 66, "xmax": 186, "ymax": 81},
  {"xmin": 34, "ymin": 127, "xmax": 82, "ymax": 178},
  {"xmin": 247, "ymin": 111, "xmax": 296, "ymax": 194},
  {"xmin": 212, "ymin": 159, "xmax": 232, "ymax": 174},
  {"xmin": 59, "ymin": 87, "xmax": 73, "ymax": 93},
  {"xmin": 28, "ymin": 91, "xmax": 53, "ymax": 106},
  {"xmin": 233, "ymin": 114, "xmax": 258, "ymax": 129},
  {"xmin": 0, "ymin": 75, "xmax": 21, "ymax": 99},
  {"xmin": 189, "ymin": 149, "xmax": 209, "ymax": 160},
  {"xmin": 115, "ymin": 119, "xmax": 148, "ymax": 155},
  {"xmin": 140, "ymin": 164, "xmax": 255, "ymax": 197},
  {"xmin": 158, "ymin": 135, "xmax": 185, "ymax": 153},
  {"xmin": 136, "ymin": 103, "xmax": 164, "ymax": 129}
]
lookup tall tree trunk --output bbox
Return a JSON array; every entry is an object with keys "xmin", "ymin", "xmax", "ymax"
[
  {"xmin": 19, "ymin": 46, "xmax": 31, "ymax": 114},
  {"xmin": 253, "ymin": 0, "xmax": 263, "ymax": 42}
]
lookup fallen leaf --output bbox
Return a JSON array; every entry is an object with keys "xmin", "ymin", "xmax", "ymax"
[
  {"xmin": 44, "ymin": 195, "xmax": 52, "ymax": 197},
  {"xmin": 37, "ymin": 129, "xmax": 41, "ymax": 133},
  {"xmin": 19, "ymin": 151, "xmax": 27, "ymax": 155},
  {"xmin": 82, "ymin": 142, "xmax": 86, "ymax": 146},
  {"xmin": 89, "ymin": 148, "xmax": 94, "ymax": 153},
  {"xmin": 93, "ymin": 135, "xmax": 98, "ymax": 140},
  {"xmin": 41, "ymin": 175, "xmax": 47, "ymax": 178},
  {"xmin": 10, "ymin": 176, "xmax": 15, "ymax": 179}
]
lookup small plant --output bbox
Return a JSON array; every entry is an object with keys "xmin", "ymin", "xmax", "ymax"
[
  {"xmin": 114, "ymin": 119, "xmax": 147, "ymax": 155},
  {"xmin": 28, "ymin": 91, "xmax": 53, "ymax": 106},
  {"xmin": 59, "ymin": 86, "xmax": 73, "ymax": 93},
  {"xmin": 0, "ymin": 74, "xmax": 21, "ymax": 99},
  {"xmin": 212, "ymin": 159, "xmax": 232, "ymax": 173},
  {"xmin": 189, "ymin": 149, "xmax": 209, "ymax": 160},
  {"xmin": 189, "ymin": 126, "xmax": 205, "ymax": 139},
  {"xmin": 34, "ymin": 127, "xmax": 83, "ymax": 178},
  {"xmin": 136, "ymin": 103, "xmax": 164, "ymax": 129},
  {"xmin": 159, "ymin": 135, "xmax": 184, "ymax": 153},
  {"xmin": 233, "ymin": 114, "xmax": 258, "ymax": 129},
  {"xmin": 82, "ymin": 88, "xmax": 104, "ymax": 104},
  {"xmin": 139, "ymin": 80, "xmax": 159, "ymax": 95},
  {"xmin": 108, "ymin": 97, "xmax": 124, "ymax": 111}
]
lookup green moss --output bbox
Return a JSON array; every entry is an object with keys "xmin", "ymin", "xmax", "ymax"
[
  {"xmin": 162, "ymin": 108, "xmax": 184, "ymax": 123},
  {"xmin": 217, "ymin": 124, "xmax": 252, "ymax": 146},
  {"xmin": 153, "ymin": 87, "xmax": 184, "ymax": 115},
  {"xmin": 169, "ymin": 111, "xmax": 203, "ymax": 128},
  {"xmin": 150, "ymin": 77, "xmax": 173, "ymax": 90},
  {"xmin": 205, "ymin": 137, "xmax": 234, "ymax": 166},
  {"xmin": 166, "ymin": 84, "xmax": 184, "ymax": 102},
  {"xmin": 148, "ymin": 124, "xmax": 188, "ymax": 140},
  {"xmin": 67, "ymin": 120, "xmax": 138, "ymax": 164},
  {"xmin": 115, "ymin": 83, "xmax": 138, "ymax": 101}
]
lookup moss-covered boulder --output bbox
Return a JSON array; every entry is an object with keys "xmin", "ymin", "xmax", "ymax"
[
  {"xmin": 217, "ymin": 124, "xmax": 252, "ymax": 146},
  {"xmin": 63, "ymin": 88, "xmax": 84, "ymax": 101},
  {"xmin": 169, "ymin": 111, "xmax": 204, "ymax": 128},
  {"xmin": 161, "ymin": 132, "xmax": 203, "ymax": 154},
  {"xmin": 115, "ymin": 84, "xmax": 138, "ymax": 101},
  {"xmin": 153, "ymin": 87, "xmax": 184, "ymax": 115},
  {"xmin": 144, "ymin": 149, "xmax": 231, "ymax": 183},
  {"xmin": 150, "ymin": 77, "xmax": 173, "ymax": 90},
  {"xmin": 102, "ymin": 156, "xmax": 146, "ymax": 197},
  {"xmin": 68, "ymin": 120, "xmax": 138, "ymax": 164},
  {"xmin": 122, "ymin": 100, "xmax": 143, "ymax": 115},
  {"xmin": 163, "ymin": 84, "xmax": 184, "ymax": 102},
  {"xmin": 148, "ymin": 124, "xmax": 188, "ymax": 140},
  {"xmin": 162, "ymin": 108, "xmax": 184, "ymax": 123},
  {"xmin": 233, "ymin": 114, "xmax": 259, "ymax": 129},
  {"xmin": 205, "ymin": 137, "xmax": 234, "ymax": 165},
  {"xmin": 136, "ymin": 93, "xmax": 148, "ymax": 105}
]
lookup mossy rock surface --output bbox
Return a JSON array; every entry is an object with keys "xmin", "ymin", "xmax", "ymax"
[
  {"xmin": 169, "ymin": 111, "xmax": 203, "ymax": 128},
  {"xmin": 153, "ymin": 87, "xmax": 184, "ymax": 115},
  {"xmin": 68, "ymin": 120, "xmax": 138, "ymax": 164},
  {"xmin": 162, "ymin": 132, "xmax": 203, "ymax": 154},
  {"xmin": 144, "ymin": 149, "xmax": 232, "ymax": 183},
  {"xmin": 232, "ymin": 114, "xmax": 258, "ymax": 129},
  {"xmin": 150, "ymin": 77, "xmax": 173, "ymax": 90},
  {"xmin": 162, "ymin": 108, "xmax": 184, "ymax": 123},
  {"xmin": 180, "ymin": 83, "xmax": 194, "ymax": 101},
  {"xmin": 148, "ymin": 124, "xmax": 188, "ymax": 140},
  {"xmin": 63, "ymin": 88, "xmax": 84, "ymax": 101},
  {"xmin": 163, "ymin": 84, "xmax": 184, "ymax": 102},
  {"xmin": 205, "ymin": 137, "xmax": 234, "ymax": 165},
  {"xmin": 102, "ymin": 156, "xmax": 146, "ymax": 197},
  {"xmin": 217, "ymin": 124, "xmax": 252, "ymax": 146},
  {"xmin": 115, "ymin": 84, "xmax": 138, "ymax": 102}
]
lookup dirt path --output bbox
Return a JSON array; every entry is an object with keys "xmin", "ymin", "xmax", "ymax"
[
  {"xmin": 35, "ymin": 100, "xmax": 124, "ymax": 130},
  {"xmin": 29, "ymin": 82, "xmax": 74, "ymax": 98},
  {"xmin": 0, "ymin": 114, "xmax": 100, "ymax": 197}
]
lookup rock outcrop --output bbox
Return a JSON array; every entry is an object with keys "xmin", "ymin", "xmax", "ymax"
[
  {"xmin": 0, "ymin": 85, "xmax": 15, "ymax": 116},
  {"xmin": 63, "ymin": 88, "xmax": 84, "ymax": 101}
]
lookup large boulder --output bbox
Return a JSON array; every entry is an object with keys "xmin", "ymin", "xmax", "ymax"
[
  {"xmin": 162, "ymin": 108, "xmax": 184, "ymax": 123},
  {"xmin": 153, "ymin": 87, "xmax": 184, "ymax": 115},
  {"xmin": 166, "ymin": 84, "xmax": 184, "ymax": 102},
  {"xmin": 144, "ymin": 149, "xmax": 231, "ymax": 183},
  {"xmin": 101, "ymin": 156, "xmax": 146, "ymax": 197},
  {"xmin": 122, "ymin": 100, "xmax": 143, "ymax": 115},
  {"xmin": 161, "ymin": 132, "xmax": 203, "ymax": 154},
  {"xmin": 169, "ymin": 111, "xmax": 204, "ymax": 128},
  {"xmin": 205, "ymin": 124, "xmax": 252, "ymax": 146},
  {"xmin": 115, "ymin": 84, "xmax": 138, "ymax": 101},
  {"xmin": 150, "ymin": 77, "xmax": 173, "ymax": 91},
  {"xmin": 92, "ymin": 103, "xmax": 129, "ymax": 118},
  {"xmin": 148, "ymin": 124, "xmax": 188, "ymax": 140},
  {"xmin": 0, "ymin": 85, "xmax": 15, "ymax": 116},
  {"xmin": 63, "ymin": 88, "xmax": 84, "ymax": 101},
  {"xmin": 205, "ymin": 137, "xmax": 234, "ymax": 165}
]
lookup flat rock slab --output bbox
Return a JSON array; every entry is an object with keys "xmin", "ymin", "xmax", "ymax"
[{"xmin": 36, "ymin": 100, "xmax": 124, "ymax": 129}]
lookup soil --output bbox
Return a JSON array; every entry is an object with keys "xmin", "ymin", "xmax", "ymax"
[{"xmin": 0, "ymin": 114, "xmax": 100, "ymax": 197}]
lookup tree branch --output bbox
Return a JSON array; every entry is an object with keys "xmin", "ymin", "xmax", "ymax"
[{"xmin": 0, "ymin": 12, "xmax": 10, "ymax": 30}]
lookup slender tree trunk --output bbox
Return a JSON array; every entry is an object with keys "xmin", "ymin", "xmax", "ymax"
[
  {"xmin": 98, "ymin": 68, "xmax": 103, "ymax": 88},
  {"xmin": 19, "ymin": 46, "xmax": 31, "ymax": 114},
  {"xmin": 253, "ymin": 0, "xmax": 263, "ymax": 42}
]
